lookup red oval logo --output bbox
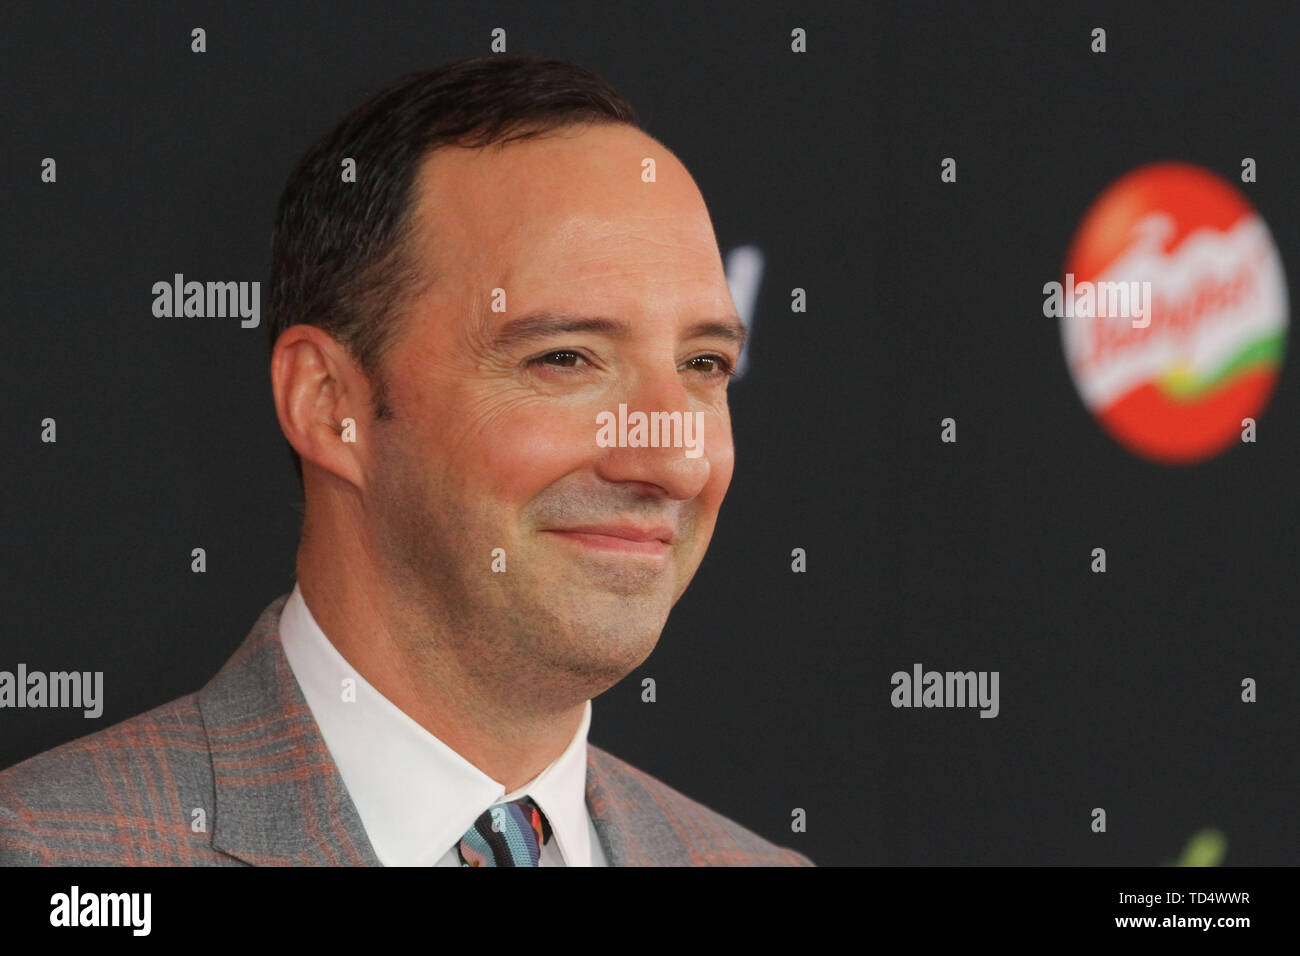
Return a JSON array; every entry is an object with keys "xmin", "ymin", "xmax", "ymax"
[{"xmin": 1058, "ymin": 162, "xmax": 1287, "ymax": 463}]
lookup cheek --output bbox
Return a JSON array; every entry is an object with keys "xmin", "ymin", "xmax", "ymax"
[
  {"xmin": 702, "ymin": 408, "xmax": 735, "ymax": 504},
  {"xmin": 465, "ymin": 400, "xmax": 595, "ymax": 505},
  {"xmin": 677, "ymin": 407, "xmax": 734, "ymax": 554}
]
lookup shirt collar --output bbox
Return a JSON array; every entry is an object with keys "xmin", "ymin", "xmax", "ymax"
[{"xmin": 277, "ymin": 581, "xmax": 593, "ymax": 866}]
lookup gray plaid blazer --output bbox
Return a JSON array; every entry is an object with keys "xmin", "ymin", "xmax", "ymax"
[{"xmin": 0, "ymin": 594, "xmax": 812, "ymax": 866}]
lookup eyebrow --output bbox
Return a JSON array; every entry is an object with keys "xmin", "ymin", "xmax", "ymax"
[{"xmin": 492, "ymin": 312, "xmax": 749, "ymax": 352}]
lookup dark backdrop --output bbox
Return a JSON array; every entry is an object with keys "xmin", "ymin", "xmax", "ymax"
[{"xmin": 2, "ymin": 1, "xmax": 1296, "ymax": 866}]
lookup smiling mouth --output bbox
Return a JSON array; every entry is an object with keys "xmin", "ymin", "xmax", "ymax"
[{"xmin": 541, "ymin": 527, "xmax": 672, "ymax": 557}]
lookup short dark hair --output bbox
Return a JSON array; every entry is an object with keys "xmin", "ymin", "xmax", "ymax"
[{"xmin": 267, "ymin": 54, "xmax": 642, "ymax": 488}]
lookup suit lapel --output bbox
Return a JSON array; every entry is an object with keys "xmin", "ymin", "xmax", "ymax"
[
  {"xmin": 199, "ymin": 594, "xmax": 381, "ymax": 866},
  {"xmin": 585, "ymin": 744, "xmax": 680, "ymax": 866},
  {"xmin": 586, "ymin": 748, "xmax": 635, "ymax": 865}
]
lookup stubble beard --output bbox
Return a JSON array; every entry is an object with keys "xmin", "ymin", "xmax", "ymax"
[{"xmin": 368, "ymin": 445, "xmax": 672, "ymax": 715}]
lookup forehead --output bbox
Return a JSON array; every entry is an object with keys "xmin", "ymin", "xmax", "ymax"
[{"xmin": 405, "ymin": 123, "xmax": 730, "ymax": 316}]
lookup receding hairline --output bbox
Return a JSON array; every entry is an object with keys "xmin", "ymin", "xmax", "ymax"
[{"xmin": 387, "ymin": 118, "xmax": 696, "ymax": 322}]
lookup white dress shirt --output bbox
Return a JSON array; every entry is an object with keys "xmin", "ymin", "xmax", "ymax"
[{"xmin": 277, "ymin": 582, "xmax": 607, "ymax": 866}]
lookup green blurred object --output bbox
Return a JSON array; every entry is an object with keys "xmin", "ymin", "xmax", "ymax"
[{"xmin": 1163, "ymin": 828, "xmax": 1227, "ymax": 867}]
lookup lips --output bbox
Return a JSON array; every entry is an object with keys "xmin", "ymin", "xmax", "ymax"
[
  {"xmin": 542, "ymin": 523, "xmax": 674, "ymax": 556},
  {"xmin": 551, "ymin": 523, "xmax": 672, "ymax": 543}
]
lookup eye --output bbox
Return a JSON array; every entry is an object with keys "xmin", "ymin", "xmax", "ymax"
[
  {"xmin": 682, "ymin": 354, "xmax": 737, "ymax": 379},
  {"xmin": 527, "ymin": 350, "xmax": 587, "ymax": 371}
]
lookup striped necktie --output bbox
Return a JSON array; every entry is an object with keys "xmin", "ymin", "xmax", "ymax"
[{"xmin": 456, "ymin": 795, "xmax": 553, "ymax": 867}]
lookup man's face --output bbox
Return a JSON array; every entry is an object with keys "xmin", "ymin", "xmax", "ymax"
[{"xmin": 364, "ymin": 123, "xmax": 741, "ymax": 699}]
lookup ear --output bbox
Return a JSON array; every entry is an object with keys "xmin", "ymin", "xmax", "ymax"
[{"xmin": 271, "ymin": 325, "xmax": 372, "ymax": 489}]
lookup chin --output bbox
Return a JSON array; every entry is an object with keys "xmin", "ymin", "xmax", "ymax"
[{"xmin": 556, "ymin": 624, "xmax": 662, "ymax": 689}]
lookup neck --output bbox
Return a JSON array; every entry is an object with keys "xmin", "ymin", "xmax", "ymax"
[{"xmin": 295, "ymin": 535, "xmax": 586, "ymax": 793}]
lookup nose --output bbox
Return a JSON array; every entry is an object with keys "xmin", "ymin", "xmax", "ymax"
[{"xmin": 592, "ymin": 367, "xmax": 716, "ymax": 500}]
